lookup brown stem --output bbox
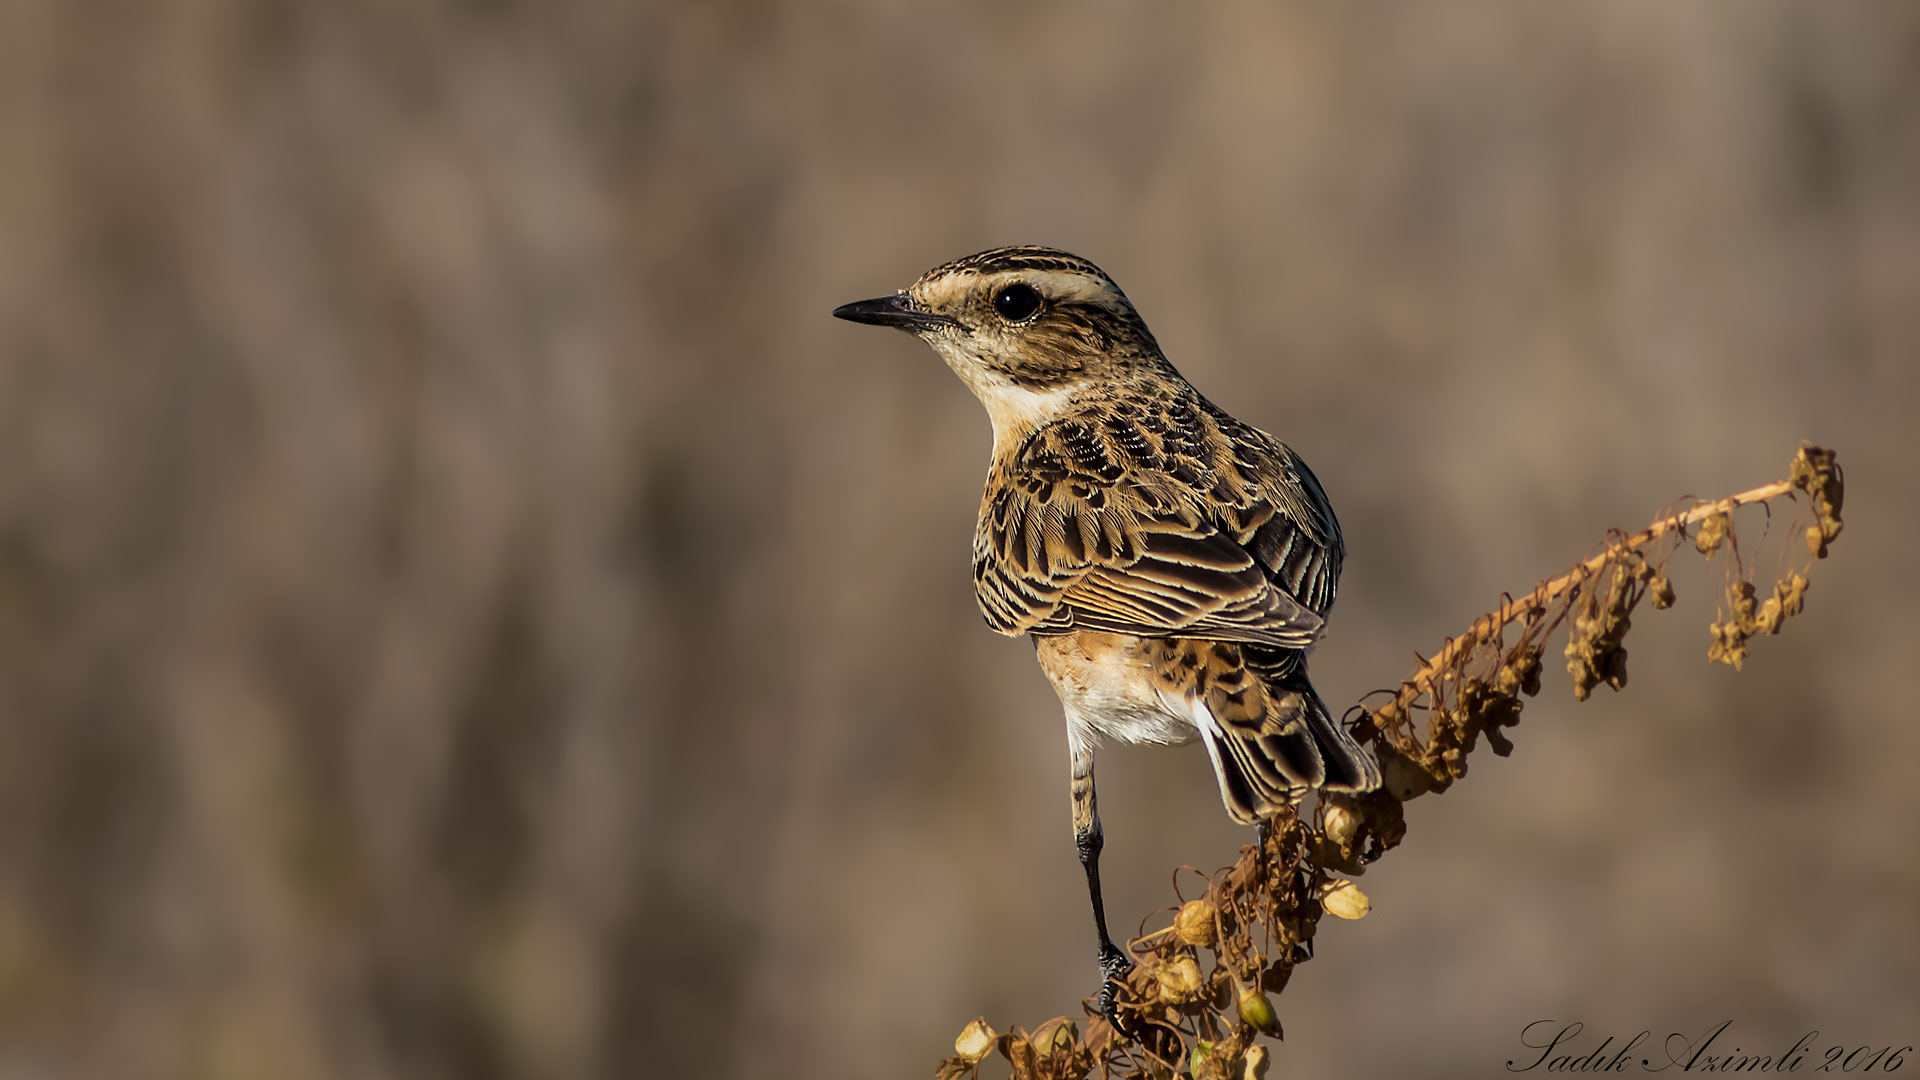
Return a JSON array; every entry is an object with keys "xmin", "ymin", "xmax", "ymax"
[{"xmin": 1372, "ymin": 479, "xmax": 1792, "ymax": 727}]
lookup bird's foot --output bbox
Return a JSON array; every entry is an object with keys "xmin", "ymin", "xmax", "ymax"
[
  {"xmin": 1093, "ymin": 947, "xmax": 1186, "ymax": 1062},
  {"xmin": 1093, "ymin": 940, "xmax": 1133, "ymax": 1029}
]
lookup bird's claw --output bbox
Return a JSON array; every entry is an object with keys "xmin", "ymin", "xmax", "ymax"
[{"xmin": 1094, "ymin": 941, "xmax": 1133, "ymax": 1029}]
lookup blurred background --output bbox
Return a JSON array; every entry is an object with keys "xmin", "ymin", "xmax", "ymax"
[{"xmin": 1, "ymin": 2, "xmax": 1916, "ymax": 1078}]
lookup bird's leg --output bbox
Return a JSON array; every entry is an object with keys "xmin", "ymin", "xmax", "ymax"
[{"xmin": 1071, "ymin": 742, "xmax": 1130, "ymax": 1026}]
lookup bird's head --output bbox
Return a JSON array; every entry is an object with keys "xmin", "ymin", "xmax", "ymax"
[{"xmin": 834, "ymin": 246, "xmax": 1170, "ymax": 449}]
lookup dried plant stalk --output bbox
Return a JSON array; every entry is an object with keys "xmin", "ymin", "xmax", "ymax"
[{"xmin": 936, "ymin": 445, "xmax": 1845, "ymax": 1080}]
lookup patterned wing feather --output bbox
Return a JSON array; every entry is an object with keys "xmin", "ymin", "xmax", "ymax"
[{"xmin": 972, "ymin": 397, "xmax": 1342, "ymax": 645}]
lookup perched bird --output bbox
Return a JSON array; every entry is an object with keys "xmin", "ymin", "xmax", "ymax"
[{"xmin": 833, "ymin": 246, "xmax": 1379, "ymax": 1015}]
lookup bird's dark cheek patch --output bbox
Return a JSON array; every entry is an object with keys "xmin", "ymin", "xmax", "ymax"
[{"xmin": 980, "ymin": 354, "xmax": 1070, "ymax": 391}]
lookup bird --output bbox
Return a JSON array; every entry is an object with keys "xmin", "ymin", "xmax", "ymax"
[{"xmin": 832, "ymin": 245, "xmax": 1379, "ymax": 1019}]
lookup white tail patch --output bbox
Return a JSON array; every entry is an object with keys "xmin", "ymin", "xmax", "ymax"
[
  {"xmin": 1159, "ymin": 687, "xmax": 1242, "ymax": 814},
  {"xmin": 1158, "ymin": 686, "xmax": 1221, "ymax": 741}
]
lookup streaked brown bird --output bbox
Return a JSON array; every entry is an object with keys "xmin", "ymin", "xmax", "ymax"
[{"xmin": 833, "ymin": 246, "xmax": 1379, "ymax": 1016}]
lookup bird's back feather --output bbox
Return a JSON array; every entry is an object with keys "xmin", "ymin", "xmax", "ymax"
[{"xmin": 972, "ymin": 385, "xmax": 1342, "ymax": 648}]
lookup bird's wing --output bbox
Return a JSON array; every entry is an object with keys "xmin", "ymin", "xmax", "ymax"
[
  {"xmin": 971, "ymin": 404, "xmax": 1342, "ymax": 646},
  {"xmin": 1216, "ymin": 410, "xmax": 1343, "ymax": 616}
]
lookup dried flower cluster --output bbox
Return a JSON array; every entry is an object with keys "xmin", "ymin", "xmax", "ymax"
[{"xmin": 935, "ymin": 445, "xmax": 1845, "ymax": 1080}]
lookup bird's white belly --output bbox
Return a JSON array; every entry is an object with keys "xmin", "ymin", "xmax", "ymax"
[{"xmin": 1033, "ymin": 633, "xmax": 1200, "ymax": 750}]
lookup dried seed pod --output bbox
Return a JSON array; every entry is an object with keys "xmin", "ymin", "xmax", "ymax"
[
  {"xmin": 1320, "ymin": 879, "xmax": 1371, "ymax": 920},
  {"xmin": 1156, "ymin": 955, "xmax": 1206, "ymax": 1002},
  {"xmin": 1259, "ymin": 960, "xmax": 1293, "ymax": 996},
  {"xmin": 1695, "ymin": 512, "xmax": 1729, "ymax": 556},
  {"xmin": 1730, "ymin": 579, "xmax": 1757, "ymax": 624},
  {"xmin": 1190, "ymin": 1039, "xmax": 1216, "ymax": 1078},
  {"xmin": 1243, "ymin": 1044, "xmax": 1271, "ymax": 1080},
  {"xmin": 1604, "ymin": 565, "xmax": 1633, "ymax": 616},
  {"xmin": 954, "ymin": 1018, "xmax": 996, "ymax": 1063},
  {"xmin": 1272, "ymin": 917, "xmax": 1301, "ymax": 949},
  {"xmin": 1708, "ymin": 619, "xmax": 1749, "ymax": 670},
  {"xmin": 1790, "ymin": 446, "xmax": 1846, "ymax": 557},
  {"xmin": 1779, "ymin": 573, "xmax": 1809, "ymax": 618},
  {"xmin": 1604, "ymin": 647, "xmax": 1629, "ymax": 690},
  {"xmin": 1484, "ymin": 694, "xmax": 1521, "ymax": 730},
  {"xmin": 1486, "ymin": 724, "xmax": 1515, "ymax": 757},
  {"xmin": 1565, "ymin": 637, "xmax": 1597, "ymax": 702},
  {"xmin": 1175, "ymin": 898, "xmax": 1218, "ymax": 948},
  {"xmin": 1237, "ymin": 983, "xmax": 1282, "ymax": 1037},
  {"xmin": 1497, "ymin": 643, "xmax": 1546, "ymax": 698},
  {"xmin": 1322, "ymin": 801, "xmax": 1362, "ymax": 847},
  {"xmin": 1381, "ymin": 750, "xmax": 1434, "ymax": 802},
  {"xmin": 1456, "ymin": 681, "xmax": 1484, "ymax": 717},
  {"xmin": 1311, "ymin": 835, "xmax": 1367, "ymax": 877},
  {"xmin": 1650, "ymin": 573, "xmax": 1676, "ymax": 609},
  {"xmin": 1034, "ymin": 1018, "xmax": 1077, "ymax": 1056},
  {"xmin": 1004, "ymin": 1035, "xmax": 1037, "ymax": 1077}
]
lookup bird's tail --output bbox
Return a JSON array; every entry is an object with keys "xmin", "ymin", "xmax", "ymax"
[{"xmin": 1164, "ymin": 642, "xmax": 1380, "ymax": 824}]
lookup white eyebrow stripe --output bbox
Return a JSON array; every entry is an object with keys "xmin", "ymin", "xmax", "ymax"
[{"xmin": 1008, "ymin": 271, "xmax": 1117, "ymax": 306}]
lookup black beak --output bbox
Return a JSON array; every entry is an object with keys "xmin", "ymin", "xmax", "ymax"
[{"xmin": 831, "ymin": 293, "xmax": 959, "ymax": 332}]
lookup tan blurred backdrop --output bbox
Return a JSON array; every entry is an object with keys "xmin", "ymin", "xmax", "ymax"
[{"xmin": 0, "ymin": 2, "xmax": 1916, "ymax": 1078}]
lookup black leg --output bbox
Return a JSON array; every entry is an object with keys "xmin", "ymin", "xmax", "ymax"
[{"xmin": 1071, "ymin": 743, "xmax": 1130, "ymax": 1024}]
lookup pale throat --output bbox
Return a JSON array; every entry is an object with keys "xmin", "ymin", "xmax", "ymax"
[
  {"xmin": 926, "ymin": 334, "xmax": 1090, "ymax": 453},
  {"xmin": 959, "ymin": 369, "xmax": 1080, "ymax": 454}
]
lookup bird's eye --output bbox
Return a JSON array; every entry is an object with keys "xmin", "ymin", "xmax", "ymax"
[{"xmin": 992, "ymin": 283, "xmax": 1042, "ymax": 322}]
